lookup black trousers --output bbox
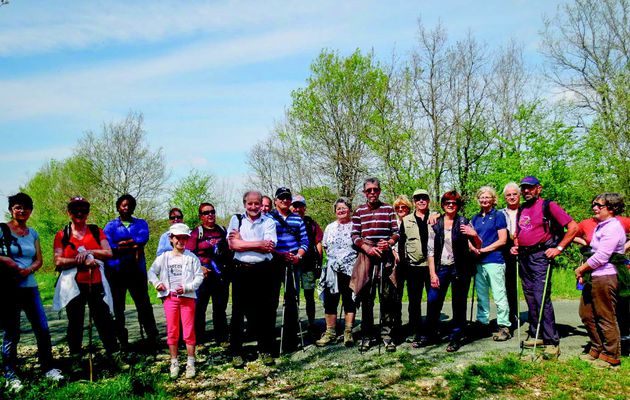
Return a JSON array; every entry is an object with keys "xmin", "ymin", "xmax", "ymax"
[
  {"xmin": 404, "ymin": 265, "xmax": 431, "ymax": 337},
  {"xmin": 230, "ymin": 261, "xmax": 276, "ymax": 355},
  {"xmin": 195, "ymin": 271, "xmax": 230, "ymax": 343},
  {"xmin": 106, "ymin": 266, "xmax": 159, "ymax": 346}
]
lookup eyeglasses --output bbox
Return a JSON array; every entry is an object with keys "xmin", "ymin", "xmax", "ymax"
[
  {"xmin": 200, "ymin": 210, "xmax": 216, "ymax": 216},
  {"xmin": 169, "ymin": 215, "xmax": 183, "ymax": 220},
  {"xmin": 443, "ymin": 201, "xmax": 458, "ymax": 206},
  {"xmin": 395, "ymin": 206, "xmax": 409, "ymax": 211},
  {"xmin": 364, "ymin": 188, "xmax": 380, "ymax": 193},
  {"xmin": 591, "ymin": 202, "xmax": 607, "ymax": 209}
]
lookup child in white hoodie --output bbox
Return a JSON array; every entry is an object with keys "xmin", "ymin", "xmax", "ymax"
[{"xmin": 148, "ymin": 223, "xmax": 203, "ymax": 379}]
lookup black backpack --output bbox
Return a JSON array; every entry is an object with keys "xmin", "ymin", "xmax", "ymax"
[
  {"xmin": 60, "ymin": 223, "xmax": 102, "ymax": 250},
  {"xmin": 0, "ymin": 223, "xmax": 22, "ymax": 289},
  {"xmin": 516, "ymin": 199, "xmax": 565, "ymax": 247}
]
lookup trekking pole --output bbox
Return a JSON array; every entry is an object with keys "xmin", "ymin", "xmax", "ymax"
[
  {"xmin": 378, "ymin": 261, "xmax": 384, "ymax": 355},
  {"xmin": 292, "ymin": 265, "xmax": 306, "ymax": 352},
  {"xmin": 88, "ymin": 261, "xmax": 94, "ymax": 382},
  {"xmin": 516, "ymin": 258, "xmax": 522, "ymax": 353},
  {"xmin": 469, "ymin": 272, "xmax": 476, "ymax": 323},
  {"xmin": 279, "ymin": 263, "xmax": 289, "ymax": 356},
  {"xmin": 532, "ymin": 262, "xmax": 552, "ymax": 358}
]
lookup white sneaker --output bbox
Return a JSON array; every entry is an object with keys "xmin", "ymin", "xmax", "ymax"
[
  {"xmin": 185, "ymin": 363, "xmax": 195, "ymax": 378},
  {"xmin": 169, "ymin": 361, "xmax": 180, "ymax": 379},
  {"xmin": 6, "ymin": 377, "xmax": 23, "ymax": 393},
  {"xmin": 45, "ymin": 368, "xmax": 65, "ymax": 381}
]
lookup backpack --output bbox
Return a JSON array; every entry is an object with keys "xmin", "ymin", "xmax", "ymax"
[
  {"xmin": 516, "ymin": 199, "xmax": 565, "ymax": 247},
  {"xmin": 302, "ymin": 215, "xmax": 322, "ymax": 270},
  {"xmin": 61, "ymin": 223, "xmax": 101, "ymax": 250},
  {"xmin": 195, "ymin": 224, "xmax": 234, "ymax": 276},
  {"xmin": 0, "ymin": 223, "xmax": 21, "ymax": 287}
]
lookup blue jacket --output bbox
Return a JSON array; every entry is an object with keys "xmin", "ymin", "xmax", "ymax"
[{"xmin": 104, "ymin": 217, "xmax": 150, "ymax": 271}]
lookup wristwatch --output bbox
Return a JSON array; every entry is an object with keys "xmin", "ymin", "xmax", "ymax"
[{"xmin": 556, "ymin": 245, "xmax": 564, "ymax": 252}]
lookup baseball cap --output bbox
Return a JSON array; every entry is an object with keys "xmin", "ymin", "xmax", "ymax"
[
  {"xmin": 275, "ymin": 187, "xmax": 292, "ymax": 198},
  {"xmin": 412, "ymin": 189, "xmax": 430, "ymax": 198},
  {"xmin": 169, "ymin": 223, "xmax": 191, "ymax": 237},
  {"xmin": 67, "ymin": 196, "xmax": 90, "ymax": 210},
  {"xmin": 520, "ymin": 176, "xmax": 541, "ymax": 186},
  {"xmin": 292, "ymin": 194, "xmax": 306, "ymax": 206}
]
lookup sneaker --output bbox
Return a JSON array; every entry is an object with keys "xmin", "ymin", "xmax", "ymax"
[
  {"xmin": 542, "ymin": 345, "xmax": 560, "ymax": 360},
  {"xmin": 316, "ymin": 329, "xmax": 337, "ymax": 347},
  {"xmin": 231, "ymin": 355, "xmax": 245, "ymax": 369},
  {"xmin": 446, "ymin": 340, "xmax": 461, "ymax": 353},
  {"xmin": 493, "ymin": 327, "xmax": 512, "ymax": 342},
  {"xmin": 358, "ymin": 338, "xmax": 371, "ymax": 352},
  {"xmin": 185, "ymin": 363, "xmax": 196, "ymax": 378},
  {"xmin": 169, "ymin": 361, "xmax": 180, "ymax": 379},
  {"xmin": 5, "ymin": 377, "xmax": 22, "ymax": 393},
  {"xmin": 344, "ymin": 330, "xmax": 354, "ymax": 347},
  {"xmin": 383, "ymin": 339, "xmax": 396, "ymax": 353},
  {"xmin": 258, "ymin": 353, "xmax": 275, "ymax": 366},
  {"xmin": 522, "ymin": 337, "xmax": 544, "ymax": 348},
  {"xmin": 579, "ymin": 353, "xmax": 598, "ymax": 362},
  {"xmin": 44, "ymin": 368, "xmax": 65, "ymax": 381}
]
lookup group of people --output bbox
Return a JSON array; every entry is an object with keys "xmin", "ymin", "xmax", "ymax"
[{"xmin": 1, "ymin": 175, "xmax": 628, "ymax": 391}]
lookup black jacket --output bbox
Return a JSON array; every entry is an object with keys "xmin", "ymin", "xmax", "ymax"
[{"xmin": 432, "ymin": 214, "xmax": 474, "ymax": 278}]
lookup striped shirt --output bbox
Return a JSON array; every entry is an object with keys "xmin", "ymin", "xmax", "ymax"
[
  {"xmin": 351, "ymin": 201, "xmax": 399, "ymax": 248},
  {"xmin": 268, "ymin": 210, "xmax": 309, "ymax": 253}
]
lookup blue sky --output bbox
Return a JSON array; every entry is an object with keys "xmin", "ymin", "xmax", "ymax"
[{"xmin": 0, "ymin": 0, "xmax": 562, "ymax": 215}]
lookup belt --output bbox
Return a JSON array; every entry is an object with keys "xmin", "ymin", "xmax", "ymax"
[
  {"xmin": 235, "ymin": 260, "xmax": 269, "ymax": 268},
  {"xmin": 519, "ymin": 243, "xmax": 548, "ymax": 254}
]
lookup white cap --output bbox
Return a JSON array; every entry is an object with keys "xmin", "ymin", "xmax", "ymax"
[{"xmin": 169, "ymin": 223, "xmax": 191, "ymax": 237}]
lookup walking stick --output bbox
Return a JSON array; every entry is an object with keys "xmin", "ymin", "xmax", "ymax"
[
  {"xmin": 292, "ymin": 264, "xmax": 306, "ymax": 352},
  {"xmin": 279, "ymin": 263, "xmax": 289, "ymax": 356},
  {"xmin": 516, "ymin": 258, "xmax": 522, "ymax": 353},
  {"xmin": 469, "ymin": 272, "xmax": 476, "ymax": 323},
  {"xmin": 378, "ymin": 261, "xmax": 384, "ymax": 355},
  {"xmin": 88, "ymin": 261, "xmax": 94, "ymax": 382},
  {"xmin": 361, "ymin": 264, "xmax": 379, "ymax": 354},
  {"xmin": 532, "ymin": 261, "xmax": 552, "ymax": 357}
]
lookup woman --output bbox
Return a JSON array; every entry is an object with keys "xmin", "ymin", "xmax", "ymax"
[
  {"xmin": 466, "ymin": 186, "xmax": 510, "ymax": 341},
  {"xmin": 148, "ymin": 223, "xmax": 203, "ymax": 379},
  {"xmin": 185, "ymin": 203, "xmax": 230, "ymax": 345},
  {"xmin": 575, "ymin": 193, "xmax": 627, "ymax": 368},
  {"xmin": 500, "ymin": 182, "xmax": 521, "ymax": 330},
  {"xmin": 0, "ymin": 193, "xmax": 63, "ymax": 390},
  {"xmin": 393, "ymin": 195, "xmax": 413, "ymax": 225},
  {"xmin": 53, "ymin": 196, "xmax": 120, "ymax": 370},
  {"xmin": 157, "ymin": 208, "xmax": 184, "ymax": 256},
  {"xmin": 422, "ymin": 190, "xmax": 480, "ymax": 352},
  {"xmin": 316, "ymin": 198, "xmax": 358, "ymax": 347}
]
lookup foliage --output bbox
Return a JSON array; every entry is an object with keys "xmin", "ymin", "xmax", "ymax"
[
  {"xmin": 167, "ymin": 169, "xmax": 216, "ymax": 229},
  {"xmin": 297, "ymin": 186, "xmax": 340, "ymax": 229}
]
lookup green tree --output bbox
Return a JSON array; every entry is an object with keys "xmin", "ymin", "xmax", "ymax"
[{"xmin": 167, "ymin": 170, "xmax": 216, "ymax": 229}]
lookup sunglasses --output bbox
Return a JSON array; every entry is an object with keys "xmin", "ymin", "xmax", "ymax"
[
  {"xmin": 395, "ymin": 206, "xmax": 409, "ymax": 210},
  {"xmin": 364, "ymin": 188, "xmax": 380, "ymax": 193},
  {"xmin": 200, "ymin": 210, "xmax": 216, "ymax": 216},
  {"xmin": 277, "ymin": 195, "xmax": 292, "ymax": 201},
  {"xmin": 70, "ymin": 208, "xmax": 89, "ymax": 215},
  {"xmin": 169, "ymin": 215, "xmax": 183, "ymax": 220},
  {"xmin": 443, "ymin": 201, "xmax": 458, "ymax": 206},
  {"xmin": 413, "ymin": 196, "xmax": 430, "ymax": 202},
  {"xmin": 591, "ymin": 202, "xmax": 607, "ymax": 209}
]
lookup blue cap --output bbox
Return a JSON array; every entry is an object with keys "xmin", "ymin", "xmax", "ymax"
[{"xmin": 520, "ymin": 176, "xmax": 541, "ymax": 186}]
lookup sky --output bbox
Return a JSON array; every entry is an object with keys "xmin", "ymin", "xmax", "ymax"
[{"xmin": 0, "ymin": 0, "xmax": 563, "ymax": 216}]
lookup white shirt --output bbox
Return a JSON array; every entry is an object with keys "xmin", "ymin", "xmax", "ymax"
[{"xmin": 227, "ymin": 213, "xmax": 277, "ymax": 263}]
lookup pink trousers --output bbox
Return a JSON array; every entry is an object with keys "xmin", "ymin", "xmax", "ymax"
[{"xmin": 163, "ymin": 294, "xmax": 196, "ymax": 346}]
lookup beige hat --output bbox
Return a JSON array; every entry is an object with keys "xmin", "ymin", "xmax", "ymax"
[{"xmin": 169, "ymin": 223, "xmax": 191, "ymax": 237}]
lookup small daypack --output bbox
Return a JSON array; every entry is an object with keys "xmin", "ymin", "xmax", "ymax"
[{"xmin": 516, "ymin": 199, "xmax": 565, "ymax": 246}]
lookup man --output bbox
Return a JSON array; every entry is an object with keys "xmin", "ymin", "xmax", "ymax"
[
  {"xmin": 510, "ymin": 176, "xmax": 578, "ymax": 359},
  {"xmin": 350, "ymin": 177, "xmax": 400, "ymax": 352},
  {"xmin": 398, "ymin": 189, "xmax": 432, "ymax": 344},
  {"xmin": 104, "ymin": 194, "xmax": 159, "ymax": 351},
  {"xmin": 290, "ymin": 195, "xmax": 323, "ymax": 335},
  {"xmin": 227, "ymin": 191, "xmax": 277, "ymax": 366},
  {"xmin": 261, "ymin": 196, "xmax": 273, "ymax": 215},
  {"xmin": 268, "ymin": 187, "xmax": 309, "ymax": 353}
]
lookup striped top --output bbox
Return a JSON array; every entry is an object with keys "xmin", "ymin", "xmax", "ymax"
[
  {"xmin": 351, "ymin": 201, "xmax": 399, "ymax": 248},
  {"xmin": 267, "ymin": 210, "xmax": 309, "ymax": 253}
]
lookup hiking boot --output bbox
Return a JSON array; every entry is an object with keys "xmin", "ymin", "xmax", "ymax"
[
  {"xmin": 493, "ymin": 327, "xmax": 512, "ymax": 342},
  {"xmin": 44, "ymin": 368, "xmax": 65, "ymax": 382},
  {"xmin": 259, "ymin": 353, "xmax": 275, "ymax": 366},
  {"xmin": 316, "ymin": 329, "xmax": 337, "ymax": 347},
  {"xmin": 185, "ymin": 363, "xmax": 196, "ymax": 379},
  {"xmin": 521, "ymin": 337, "xmax": 544, "ymax": 348},
  {"xmin": 344, "ymin": 330, "xmax": 354, "ymax": 347},
  {"xmin": 231, "ymin": 355, "xmax": 246, "ymax": 369},
  {"xmin": 107, "ymin": 351, "xmax": 130, "ymax": 371},
  {"xmin": 411, "ymin": 336, "xmax": 431, "ymax": 348},
  {"xmin": 542, "ymin": 345, "xmax": 560, "ymax": 360},
  {"xmin": 579, "ymin": 353, "xmax": 598, "ymax": 362},
  {"xmin": 169, "ymin": 360, "xmax": 180, "ymax": 379},
  {"xmin": 358, "ymin": 338, "xmax": 371, "ymax": 352},
  {"xmin": 383, "ymin": 339, "xmax": 396, "ymax": 353},
  {"xmin": 592, "ymin": 358, "xmax": 620, "ymax": 369}
]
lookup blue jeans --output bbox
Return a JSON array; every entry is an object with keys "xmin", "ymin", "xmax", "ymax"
[
  {"xmin": 2, "ymin": 287, "xmax": 54, "ymax": 378},
  {"xmin": 425, "ymin": 265, "xmax": 471, "ymax": 341}
]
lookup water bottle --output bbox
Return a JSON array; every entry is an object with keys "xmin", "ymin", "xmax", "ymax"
[{"xmin": 576, "ymin": 279, "xmax": 584, "ymax": 291}]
